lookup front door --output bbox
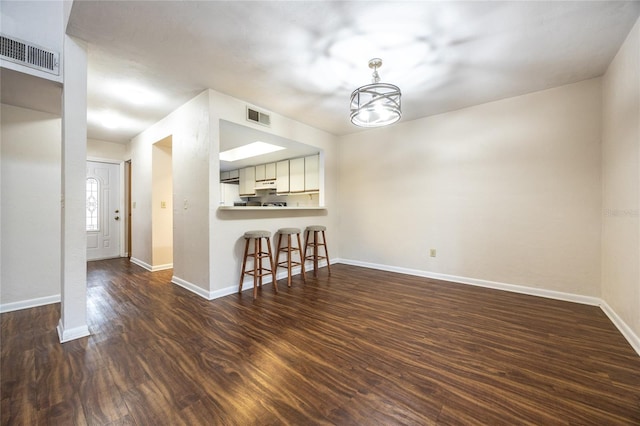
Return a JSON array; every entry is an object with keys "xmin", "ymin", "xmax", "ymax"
[{"xmin": 87, "ymin": 161, "xmax": 121, "ymax": 260}]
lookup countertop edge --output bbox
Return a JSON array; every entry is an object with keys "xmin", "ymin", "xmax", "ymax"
[{"xmin": 217, "ymin": 206, "xmax": 327, "ymax": 211}]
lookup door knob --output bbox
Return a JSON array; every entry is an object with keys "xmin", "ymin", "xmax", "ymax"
[
  {"xmin": 114, "ymin": 216, "xmax": 120, "ymax": 221},
  {"xmin": 115, "ymin": 209, "xmax": 120, "ymax": 213}
]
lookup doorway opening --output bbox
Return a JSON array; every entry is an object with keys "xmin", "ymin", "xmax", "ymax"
[{"xmin": 152, "ymin": 136, "xmax": 173, "ymax": 269}]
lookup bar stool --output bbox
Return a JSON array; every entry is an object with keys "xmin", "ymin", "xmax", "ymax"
[
  {"xmin": 275, "ymin": 228, "xmax": 306, "ymax": 287},
  {"xmin": 238, "ymin": 230, "xmax": 277, "ymax": 299},
  {"xmin": 303, "ymin": 225, "xmax": 331, "ymax": 277}
]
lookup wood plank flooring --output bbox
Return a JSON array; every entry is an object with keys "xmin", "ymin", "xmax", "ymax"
[{"xmin": 2, "ymin": 258, "xmax": 639, "ymax": 425}]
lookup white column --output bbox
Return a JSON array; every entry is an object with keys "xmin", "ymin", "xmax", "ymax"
[{"xmin": 57, "ymin": 34, "xmax": 89, "ymax": 343}]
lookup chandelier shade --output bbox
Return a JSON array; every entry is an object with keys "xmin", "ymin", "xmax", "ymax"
[{"xmin": 350, "ymin": 58, "xmax": 401, "ymax": 128}]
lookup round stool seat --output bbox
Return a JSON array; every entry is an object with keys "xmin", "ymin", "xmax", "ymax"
[
  {"xmin": 277, "ymin": 227, "xmax": 301, "ymax": 235},
  {"xmin": 244, "ymin": 230, "xmax": 271, "ymax": 239},
  {"xmin": 306, "ymin": 225, "xmax": 326, "ymax": 232}
]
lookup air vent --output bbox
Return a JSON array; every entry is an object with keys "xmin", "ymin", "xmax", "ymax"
[
  {"xmin": 0, "ymin": 34, "xmax": 59, "ymax": 75},
  {"xmin": 246, "ymin": 107, "xmax": 271, "ymax": 127}
]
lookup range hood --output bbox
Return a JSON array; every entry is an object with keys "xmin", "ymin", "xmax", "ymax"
[{"xmin": 254, "ymin": 180, "xmax": 277, "ymax": 191}]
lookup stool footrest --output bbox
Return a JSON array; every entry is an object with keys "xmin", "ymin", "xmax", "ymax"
[
  {"xmin": 305, "ymin": 255, "xmax": 328, "ymax": 261},
  {"xmin": 245, "ymin": 269, "xmax": 273, "ymax": 278},
  {"xmin": 277, "ymin": 261, "xmax": 303, "ymax": 268},
  {"xmin": 248, "ymin": 252, "xmax": 272, "ymax": 259},
  {"xmin": 278, "ymin": 247, "xmax": 301, "ymax": 253}
]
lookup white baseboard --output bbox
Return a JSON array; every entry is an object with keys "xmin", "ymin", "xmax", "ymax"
[
  {"xmin": 87, "ymin": 255, "xmax": 123, "ymax": 262},
  {"xmin": 336, "ymin": 258, "xmax": 639, "ymax": 357},
  {"xmin": 172, "ymin": 260, "xmax": 330, "ymax": 301},
  {"xmin": 338, "ymin": 258, "xmax": 601, "ymax": 306},
  {"xmin": 56, "ymin": 319, "xmax": 90, "ymax": 343},
  {"xmin": 130, "ymin": 257, "xmax": 173, "ymax": 272},
  {"xmin": 209, "ymin": 285, "xmax": 241, "ymax": 300},
  {"xmin": 151, "ymin": 263, "xmax": 173, "ymax": 272},
  {"xmin": 171, "ymin": 275, "xmax": 212, "ymax": 299},
  {"xmin": 130, "ymin": 257, "xmax": 152, "ymax": 271},
  {"xmin": 232, "ymin": 260, "xmax": 330, "ymax": 297},
  {"xmin": 599, "ymin": 300, "xmax": 640, "ymax": 356},
  {"xmin": 0, "ymin": 294, "xmax": 61, "ymax": 313},
  {"xmin": 172, "ymin": 269, "xmax": 284, "ymax": 300}
]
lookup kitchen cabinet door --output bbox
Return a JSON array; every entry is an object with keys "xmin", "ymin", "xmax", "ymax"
[
  {"xmin": 239, "ymin": 166, "xmax": 256, "ymax": 196},
  {"xmin": 255, "ymin": 164, "xmax": 266, "ymax": 181},
  {"xmin": 221, "ymin": 169, "xmax": 239, "ymax": 182},
  {"xmin": 276, "ymin": 160, "xmax": 289, "ymax": 193},
  {"xmin": 304, "ymin": 154, "xmax": 319, "ymax": 191},
  {"xmin": 289, "ymin": 157, "xmax": 305, "ymax": 192},
  {"xmin": 265, "ymin": 162, "xmax": 276, "ymax": 180}
]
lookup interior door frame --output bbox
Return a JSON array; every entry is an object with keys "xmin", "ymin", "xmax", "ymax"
[
  {"xmin": 87, "ymin": 157, "xmax": 127, "ymax": 258},
  {"xmin": 126, "ymin": 160, "xmax": 131, "ymax": 259}
]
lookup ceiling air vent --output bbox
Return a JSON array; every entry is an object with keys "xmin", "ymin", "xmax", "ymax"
[
  {"xmin": 0, "ymin": 34, "xmax": 59, "ymax": 76},
  {"xmin": 246, "ymin": 107, "xmax": 271, "ymax": 127}
]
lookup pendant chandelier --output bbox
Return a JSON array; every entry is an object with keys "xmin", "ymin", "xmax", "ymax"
[{"xmin": 350, "ymin": 58, "xmax": 401, "ymax": 127}]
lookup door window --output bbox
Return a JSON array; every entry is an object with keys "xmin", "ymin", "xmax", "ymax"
[{"xmin": 86, "ymin": 177, "xmax": 99, "ymax": 231}]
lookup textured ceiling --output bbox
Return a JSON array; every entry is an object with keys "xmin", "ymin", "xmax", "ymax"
[{"xmin": 65, "ymin": 1, "xmax": 640, "ymax": 143}]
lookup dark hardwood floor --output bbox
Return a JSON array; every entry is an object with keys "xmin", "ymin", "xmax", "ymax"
[{"xmin": 2, "ymin": 259, "xmax": 639, "ymax": 425}]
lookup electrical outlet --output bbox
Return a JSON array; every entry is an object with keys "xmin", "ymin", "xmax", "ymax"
[
  {"xmin": 430, "ymin": 249, "xmax": 437, "ymax": 258},
  {"xmin": 161, "ymin": 201, "xmax": 166, "ymax": 209}
]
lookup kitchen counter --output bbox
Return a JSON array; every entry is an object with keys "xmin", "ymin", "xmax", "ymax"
[{"xmin": 218, "ymin": 206, "xmax": 326, "ymax": 211}]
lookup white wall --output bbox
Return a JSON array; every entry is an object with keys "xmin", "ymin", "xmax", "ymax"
[
  {"xmin": 208, "ymin": 90, "xmax": 339, "ymax": 297},
  {"xmin": 602, "ymin": 17, "xmax": 640, "ymax": 342},
  {"xmin": 338, "ymin": 79, "xmax": 602, "ymax": 297},
  {"xmin": 129, "ymin": 91, "xmax": 210, "ymax": 286},
  {"xmin": 87, "ymin": 138, "xmax": 128, "ymax": 161},
  {"xmin": 1, "ymin": 104, "xmax": 61, "ymax": 307}
]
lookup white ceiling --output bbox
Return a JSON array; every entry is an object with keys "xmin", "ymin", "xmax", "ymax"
[{"xmin": 60, "ymin": 1, "xmax": 640, "ymax": 143}]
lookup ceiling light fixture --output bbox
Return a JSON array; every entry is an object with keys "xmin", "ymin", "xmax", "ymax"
[{"xmin": 350, "ymin": 58, "xmax": 401, "ymax": 128}]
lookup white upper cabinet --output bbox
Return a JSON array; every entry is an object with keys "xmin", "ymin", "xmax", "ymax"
[
  {"xmin": 255, "ymin": 164, "xmax": 266, "ymax": 181},
  {"xmin": 220, "ymin": 169, "xmax": 239, "ymax": 182},
  {"xmin": 276, "ymin": 160, "xmax": 289, "ymax": 193},
  {"xmin": 255, "ymin": 163, "xmax": 276, "ymax": 181},
  {"xmin": 239, "ymin": 166, "xmax": 256, "ymax": 196},
  {"xmin": 234, "ymin": 155, "xmax": 318, "ymax": 196},
  {"xmin": 265, "ymin": 162, "xmax": 276, "ymax": 180},
  {"xmin": 289, "ymin": 157, "xmax": 305, "ymax": 192},
  {"xmin": 304, "ymin": 154, "xmax": 319, "ymax": 191}
]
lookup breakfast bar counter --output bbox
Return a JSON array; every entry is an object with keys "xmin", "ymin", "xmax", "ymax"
[{"xmin": 217, "ymin": 206, "xmax": 326, "ymax": 211}]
